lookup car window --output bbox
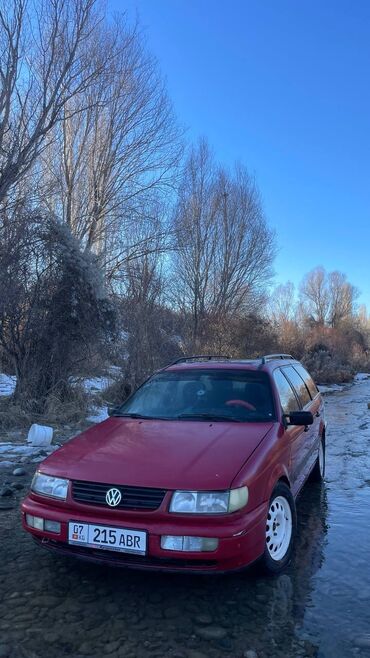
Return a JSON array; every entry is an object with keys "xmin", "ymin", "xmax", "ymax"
[
  {"xmin": 282, "ymin": 366, "xmax": 311, "ymax": 408},
  {"xmin": 273, "ymin": 369, "xmax": 300, "ymax": 414},
  {"xmin": 293, "ymin": 364, "xmax": 318, "ymax": 399},
  {"xmin": 116, "ymin": 369, "xmax": 276, "ymax": 422}
]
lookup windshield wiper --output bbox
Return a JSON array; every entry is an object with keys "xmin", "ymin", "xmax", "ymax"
[
  {"xmin": 113, "ymin": 412, "xmax": 156, "ymax": 419},
  {"xmin": 176, "ymin": 413, "xmax": 241, "ymax": 423}
]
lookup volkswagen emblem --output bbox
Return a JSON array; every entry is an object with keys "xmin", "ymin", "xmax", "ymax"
[{"xmin": 105, "ymin": 487, "xmax": 122, "ymax": 507}]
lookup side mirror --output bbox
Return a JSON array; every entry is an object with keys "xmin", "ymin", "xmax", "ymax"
[{"xmin": 284, "ymin": 411, "xmax": 314, "ymax": 426}]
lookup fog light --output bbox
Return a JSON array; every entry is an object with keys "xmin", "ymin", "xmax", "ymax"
[
  {"xmin": 161, "ymin": 535, "xmax": 219, "ymax": 552},
  {"xmin": 44, "ymin": 520, "xmax": 61, "ymax": 534},
  {"xmin": 26, "ymin": 515, "xmax": 44, "ymax": 530}
]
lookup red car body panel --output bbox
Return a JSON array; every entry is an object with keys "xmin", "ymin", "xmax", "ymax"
[
  {"xmin": 22, "ymin": 495, "xmax": 267, "ymax": 572},
  {"xmin": 37, "ymin": 417, "xmax": 274, "ymax": 490},
  {"xmin": 21, "ymin": 358, "xmax": 325, "ymax": 573}
]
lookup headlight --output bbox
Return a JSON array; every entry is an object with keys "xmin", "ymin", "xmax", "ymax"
[
  {"xmin": 31, "ymin": 472, "xmax": 69, "ymax": 500},
  {"xmin": 169, "ymin": 486, "xmax": 248, "ymax": 514}
]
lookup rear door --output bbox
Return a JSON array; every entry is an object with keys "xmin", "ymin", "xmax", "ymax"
[
  {"xmin": 292, "ymin": 362, "xmax": 324, "ymax": 464},
  {"xmin": 281, "ymin": 365, "xmax": 320, "ymax": 489}
]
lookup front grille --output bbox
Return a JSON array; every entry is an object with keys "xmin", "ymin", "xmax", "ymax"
[{"xmin": 71, "ymin": 480, "xmax": 166, "ymax": 511}]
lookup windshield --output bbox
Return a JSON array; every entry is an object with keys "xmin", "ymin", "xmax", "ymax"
[{"xmin": 115, "ymin": 369, "xmax": 276, "ymax": 422}]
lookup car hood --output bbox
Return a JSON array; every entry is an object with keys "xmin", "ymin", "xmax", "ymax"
[{"xmin": 40, "ymin": 417, "xmax": 274, "ymax": 490}]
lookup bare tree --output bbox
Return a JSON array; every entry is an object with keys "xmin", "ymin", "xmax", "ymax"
[
  {"xmin": 171, "ymin": 139, "xmax": 219, "ymax": 345},
  {"xmin": 171, "ymin": 140, "xmax": 275, "ymax": 347},
  {"xmin": 0, "ymin": 0, "xmax": 114, "ymax": 208},
  {"xmin": 299, "ymin": 267, "xmax": 329, "ymax": 325},
  {"xmin": 300, "ymin": 267, "xmax": 358, "ymax": 327},
  {"xmin": 266, "ymin": 282, "xmax": 307, "ymax": 357},
  {"xmin": 210, "ymin": 164, "xmax": 275, "ymax": 316},
  {"xmin": 328, "ymin": 270, "xmax": 359, "ymax": 327},
  {"xmin": 268, "ymin": 282, "xmax": 296, "ymax": 325},
  {"xmin": 40, "ymin": 15, "xmax": 182, "ymax": 273}
]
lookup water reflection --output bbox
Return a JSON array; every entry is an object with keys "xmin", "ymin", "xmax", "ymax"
[{"xmin": 53, "ymin": 481, "xmax": 329, "ymax": 657}]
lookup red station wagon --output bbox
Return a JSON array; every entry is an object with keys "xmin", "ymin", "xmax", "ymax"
[{"xmin": 21, "ymin": 354, "xmax": 326, "ymax": 574}]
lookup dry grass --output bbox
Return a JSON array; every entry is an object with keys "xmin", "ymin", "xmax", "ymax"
[
  {"xmin": 96, "ymin": 377, "xmax": 132, "ymax": 407},
  {"xmin": 43, "ymin": 383, "xmax": 89, "ymax": 423},
  {"xmin": 0, "ymin": 398, "xmax": 34, "ymax": 432},
  {"xmin": 0, "ymin": 383, "xmax": 89, "ymax": 434}
]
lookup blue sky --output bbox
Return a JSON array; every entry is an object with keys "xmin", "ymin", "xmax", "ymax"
[{"xmin": 113, "ymin": 0, "xmax": 370, "ymax": 306}]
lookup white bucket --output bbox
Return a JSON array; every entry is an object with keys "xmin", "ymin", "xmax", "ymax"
[{"xmin": 27, "ymin": 424, "xmax": 53, "ymax": 447}]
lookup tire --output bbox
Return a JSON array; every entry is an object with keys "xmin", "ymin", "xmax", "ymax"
[
  {"xmin": 261, "ymin": 482, "xmax": 297, "ymax": 575},
  {"xmin": 310, "ymin": 436, "xmax": 325, "ymax": 482}
]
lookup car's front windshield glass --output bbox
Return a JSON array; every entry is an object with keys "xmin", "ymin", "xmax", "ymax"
[{"xmin": 115, "ymin": 369, "xmax": 276, "ymax": 422}]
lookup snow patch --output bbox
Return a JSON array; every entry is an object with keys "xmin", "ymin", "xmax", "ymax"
[
  {"xmin": 87, "ymin": 406, "xmax": 109, "ymax": 424},
  {"xmin": 0, "ymin": 372, "xmax": 117, "ymax": 397},
  {"xmin": 83, "ymin": 377, "xmax": 113, "ymax": 392},
  {"xmin": 0, "ymin": 374, "xmax": 16, "ymax": 397},
  {"xmin": 70, "ymin": 375, "xmax": 114, "ymax": 393},
  {"xmin": 354, "ymin": 373, "xmax": 370, "ymax": 382},
  {"xmin": 317, "ymin": 383, "xmax": 345, "ymax": 394},
  {"xmin": 0, "ymin": 442, "xmax": 58, "ymax": 464},
  {"xmin": 108, "ymin": 365, "xmax": 122, "ymax": 375}
]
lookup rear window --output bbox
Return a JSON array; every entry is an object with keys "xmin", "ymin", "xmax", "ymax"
[
  {"xmin": 281, "ymin": 366, "xmax": 311, "ymax": 408},
  {"xmin": 273, "ymin": 369, "xmax": 300, "ymax": 414},
  {"xmin": 116, "ymin": 369, "xmax": 276, "ymax": 422},
  {"xmin": 293, "ymin": 364, "xmax": 318, "ymax": 399}
]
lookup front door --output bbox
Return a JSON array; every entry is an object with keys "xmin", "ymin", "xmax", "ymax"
[{"xmin": 273, "ymin": 368, "xmax": 306, "ymax": 495}]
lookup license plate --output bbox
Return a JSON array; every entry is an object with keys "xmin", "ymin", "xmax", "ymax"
[{"xmin": 68, "ymin": 522, "xmax": 147, "ymax": 555}]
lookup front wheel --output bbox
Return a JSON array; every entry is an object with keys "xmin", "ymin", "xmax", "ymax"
[{"xmin": 260, "ymin": 482, "xmax": 297, "ymax": 575}]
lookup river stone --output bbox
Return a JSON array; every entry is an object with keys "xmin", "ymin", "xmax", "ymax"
[
  {"xmin": 148, "ymin": 592, "xmax": 163, "ymax": 604},
  {"xmin": 32, "ymin": 594, "xmax": 60, "ymax": 607},
  {"xmin": 0, "ymin": 461, "xmax": 13, "ymax": 470},
  {"xmin": 195, "ymin": 626, "xmax": 227, "ymax": 640},
  {"xmin": 0, "ymin": 500, "xmax": 15, "ymax": 510},
  {"xmin": 355, "ymin": 635, "xmax": 370, "ymax": 648},
  {"xmin": 218, "ymin": 637, "xmax": 233, "ymax": 651},
  {"xmin": 0, "ymin": 486, "xmax": 13, "ymax": 497},
  {"xmin": 10, "ymin": 482, "xmax": 24, "ymax": 490},
  {"xmin": 164, "ymin": 606, "xmax": 181, "ymax": 619},
  {"xmin": 44, "ymin": 631, "xmax": 61, "ymax": 643},
  {"xmin": 193, "ymin": 613, "xmax": 213, "ymax": 625},
  {"xmin": 105, "ymin": 640, "xmax": 121, "ymax": 653},
  {"xmin": 12, "ymin": 467, "xmax": 26, "ymax": 476}
]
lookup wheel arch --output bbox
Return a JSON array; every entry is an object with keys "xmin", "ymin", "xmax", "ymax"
[
  {"xmin": 264, "ymin": 465, "xmax": 292, "ymax": 503},
  {"xmin": 277, "ymin": 474, "xmax": 291, "ymax": 489}
]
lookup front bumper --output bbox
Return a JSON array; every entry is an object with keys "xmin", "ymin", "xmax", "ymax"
[{"xmin": 21, "ymin": 495, "xmax": 267, "ymax": 573}]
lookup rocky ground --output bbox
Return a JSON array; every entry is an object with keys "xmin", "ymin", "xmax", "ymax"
[{"xmin": 0, "ymin": 378, "xmax": 370, "ymax": 658}]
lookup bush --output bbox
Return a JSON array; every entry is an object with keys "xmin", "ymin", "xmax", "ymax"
[
  {"xmin": 303, "ymin": 348, "xmax": 354, "ymax": 384},
  {"xmin": 98, "ymin": 378, "xmax": 132, "ymax": 407},
  {"xmin": 0, "ymin": 211, "xmax": 116, "ymax": 416}
]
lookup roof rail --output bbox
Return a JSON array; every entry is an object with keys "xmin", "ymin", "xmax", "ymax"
[
  {"xmin": 168, "ymin": 354, "xmax": 231, "ymax": 366},
  {"xmin": 260, "ymin": 353, "xmax": 294, "ymax": 364}
]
